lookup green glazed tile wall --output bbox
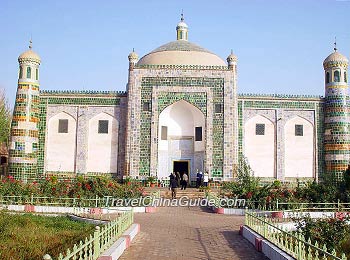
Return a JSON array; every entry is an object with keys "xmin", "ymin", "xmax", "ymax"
[{"xmin": 140, "ymin": 77, "xmax": 224, "ymax": 176}]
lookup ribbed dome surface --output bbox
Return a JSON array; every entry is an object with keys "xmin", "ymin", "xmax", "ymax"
[
  {"xmin": 323, "ymin": 51, "xmax": 348, "ymax": 65},
  {"xmin": 18, "ymin": 49, "xmax": 41, "ymax": 62},
  {"xmin": 137, "ymin": 40, "xmax": 226, "ymax": 66}
]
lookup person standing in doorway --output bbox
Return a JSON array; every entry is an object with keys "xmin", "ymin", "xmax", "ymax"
[
  {"xmin": 203, "ymin": 172, "xmax": 209, "ymax": 187},
  {"xmin": 196, "ymin": 169, "xmax": 203, "ymax": 188},
  {"xmin": 169, "ymin": 173, "xmax": 175, "ymax": 190},
  {"xmin": 176, "ymin": 172, "xmax": 180, "ymax": 186},
  {"xmin": 181, "ymin": 172, "xmax": 188, "ymax": 190}
]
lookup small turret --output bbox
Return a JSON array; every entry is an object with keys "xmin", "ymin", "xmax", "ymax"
[
  {"xmin": 176, "ymin": 13, "xmax": 188, "ymax": 41},
  {"xmin": 227, "ymin": 50, "xmax": 237, "ymax": 70},
  {"xmin": 128, "ymin": 48, "xmax": 139, "ymax": 70}
]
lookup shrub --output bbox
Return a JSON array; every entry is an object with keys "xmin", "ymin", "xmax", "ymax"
[
  {"xmin": 0, "ymin": 175, "xmax": 144, "ymax": 199},
  {"xmin": 294, "ymin": 214, "xmax": 350, "ymax": 254}
]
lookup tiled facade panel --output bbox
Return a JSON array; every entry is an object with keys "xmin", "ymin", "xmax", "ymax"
[
  {"xmin": 37, "ymin": 92, "xmax": 127, "ymax": 178},
  {"xmin": 139, "ymin": 77, "xmax": 224, "ymax": 177},
  {"xmin": 239, "ymin": 95, "xmax": 324, "ymax": 180},
  {"xmin": 126, "ymin": 67, "xmax": 237, "ymax": 180}
]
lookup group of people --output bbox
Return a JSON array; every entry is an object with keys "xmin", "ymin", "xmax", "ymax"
[
  {"xmin": 196, "ymin": 170, "xmax": 209, "ymax": 188},
  {"xmin": 169, "ymin": 170, "xmax": 209, "ymax": 199},
  {"xmin": 169, "ymin": 172, "xmax": 189, "ymax": 199}
]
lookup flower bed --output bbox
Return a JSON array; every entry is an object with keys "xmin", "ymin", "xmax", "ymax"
[{"xmin": 0, "ymin": 175, "xmax": 144, "ymax": 200}]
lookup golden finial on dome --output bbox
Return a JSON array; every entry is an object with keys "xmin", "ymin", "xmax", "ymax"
[
  {"xmin": 334, "ymin": 36, "xmax": 337, "ymax": 52},
  {"xmin": 29, "ymin": 39, "xmax": 32, "ymax": 50}
]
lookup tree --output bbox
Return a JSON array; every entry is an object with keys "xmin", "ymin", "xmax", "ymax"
[{"xmin": 0, "ymin": 88, "xmax": 11, "ymax": 145}]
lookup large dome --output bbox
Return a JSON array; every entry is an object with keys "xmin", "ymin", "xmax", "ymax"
[
  {"xmin": 137, "ymin": 40, "xmax": 226, "ymax": 66},
  {"xmin": 137, "ymin": 16, "xmax": 226, "ymax": 67}
]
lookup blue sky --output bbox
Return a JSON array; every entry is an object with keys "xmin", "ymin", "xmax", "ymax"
[{"xmin": 1, "ymin": 0, "xmax": 349, "ymax": 107}]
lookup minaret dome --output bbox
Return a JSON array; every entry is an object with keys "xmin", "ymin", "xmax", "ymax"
[
  {"xmin": 176, "ymin": 13, "xmax": 188, "ymax": 41},
  {"xmin": 18, "ymin": 40, "xmax": 41, "ymax": 64}
]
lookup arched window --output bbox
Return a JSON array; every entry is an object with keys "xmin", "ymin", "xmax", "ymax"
[
  {"xmin": 345, "ymin": 72, "xmax": 347, "ymax": 83},
  {"xmin": 326, "ymin": 72, "xmax": 330, "ymax": 84},
  {"xmin": 334, "ymin": 70, "xmax": 340, "ymax": 82},
  {"xmin": 35, "ymin": 68, "xmax": 38, "ymax": 80},
  {"xmin": 26, "ymin": 67, "xmax": 31, "ymax": 79},
  {"xmin": 19, "ymin": 66, "xmax": 23, "ymax": 78}
]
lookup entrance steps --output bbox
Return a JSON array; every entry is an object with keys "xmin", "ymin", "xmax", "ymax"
[{"xmin": 144, "ymin": 187, "xmax": 215, "ymax": 199}]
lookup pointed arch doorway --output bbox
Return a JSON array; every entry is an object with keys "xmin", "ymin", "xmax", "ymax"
[{"xmin": 157, "ymin": 100, "xmax": 205, "ymax": 183}]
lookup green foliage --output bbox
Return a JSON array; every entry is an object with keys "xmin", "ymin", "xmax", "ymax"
[
  {"xmin": 146, "ymin": 176, "xmax": 157, "ymax": 184},
  {"xmin": 294, "ymin": 214, "xmax": 350, "ymax": 254},
  {"xmin": 0, "ymin": 212, "xmax": 95, "ymax": 260},
  {"xmin": 295, "ymin": 180, "xmax": 337, "ymax": 203},
  {"xmin": 225, "ymin": 156, "xmax": 260, "ymax": 197},
  {"xmin": 0, "ymin": 175, "xmax": 145, "ymax": 199},
  {"xmin": 272, "ymin": 180, "xmax": 281, "ymax": 189},
  {"xmin": 0, "ymin": 89, "xmax": 11, "ymax": 144}
]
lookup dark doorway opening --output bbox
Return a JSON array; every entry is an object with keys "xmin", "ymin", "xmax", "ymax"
[
  {"xmin": 0, "ymin": 156, "xmax": 7, "ymax": 165},
  {"xmin": 173, "ymin": 161, "xmax": 189, "ymax": 176}
]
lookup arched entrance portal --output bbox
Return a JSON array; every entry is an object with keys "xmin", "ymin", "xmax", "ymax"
[{"xmin": 157, "ymin": 100, "xmax": 205, "ymax": 183}]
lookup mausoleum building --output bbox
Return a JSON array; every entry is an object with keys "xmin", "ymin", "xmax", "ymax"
[{"xmin": 8, "ymin": 16, "xmax": 349, "ymax": 183}]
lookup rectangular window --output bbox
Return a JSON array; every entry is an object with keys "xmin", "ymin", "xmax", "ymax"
[
  {"xmin": 215, "ymin": 104, "xmax": 222, "ymax": 113},
  {"xmin": 256, "ymin": 124, "xmax": 265, "ymax": 135},
  {"xmin": 58, "ymin": 119, "xmax": 68, "ymax": 133},
  {"xmin": 143, "ymin": 102, "xmax": 150, "ymax": 111},
  {"xmin": 26, "ymin": 67, "xmax": 31, "ymax": 79},
  {"xmin": 161, "ymin": 126, "xmax": 168, "ymax": 140},
  {"xmin": 15, "ymin": 142, "xmax": 25, "ymax": 151},
  {"xmin": 295, "ymin": 124, "xmax": 303, "ymax": 136},
  {"xmin": 35, "ymin": 68, "xmax": 39, "ymax": 80},
  {"xmin": 98, "ymin": 120, "xmax": 109, "ymax": 134},
  {"xmin": 195, "ymin": 127, "xmax": 202, "ymax": 141}
]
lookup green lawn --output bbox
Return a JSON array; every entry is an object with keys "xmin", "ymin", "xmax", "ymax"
[{"xmin": 0, "ymin": 212, "xmax": 95, "ymax": 260}]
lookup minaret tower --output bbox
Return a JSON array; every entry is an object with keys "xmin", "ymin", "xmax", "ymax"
[
  {"xmin": 323, "ymin": 41, "xmax": 349, "ymax": 181},
  {"xmin": 176, "ymin": 12, "xmax": 188, "ymax": 41},
  {"xmin": 125, "ymin": 49, "xmax": 139, "ymax": 175},
  {"xmin": 8, "ymin": 41, "xmax": 41, "ymax": 181}
]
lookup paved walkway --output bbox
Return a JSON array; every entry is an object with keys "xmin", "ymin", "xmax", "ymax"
[{"xmin": 119, "ymin": 206, "xmax": 268, "ymax": 260}]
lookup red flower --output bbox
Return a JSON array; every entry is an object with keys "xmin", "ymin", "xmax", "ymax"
[
  {"xmin": 85, "ymin": 183, "xmax": 91, "ymax": 190},
  {"xmin": 266, "ymin": 196, "xmax": 272, "ymax": 203},
  {"xmin": 246, "ymin": 192, "xmax": 253, "ymax": 199}
]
